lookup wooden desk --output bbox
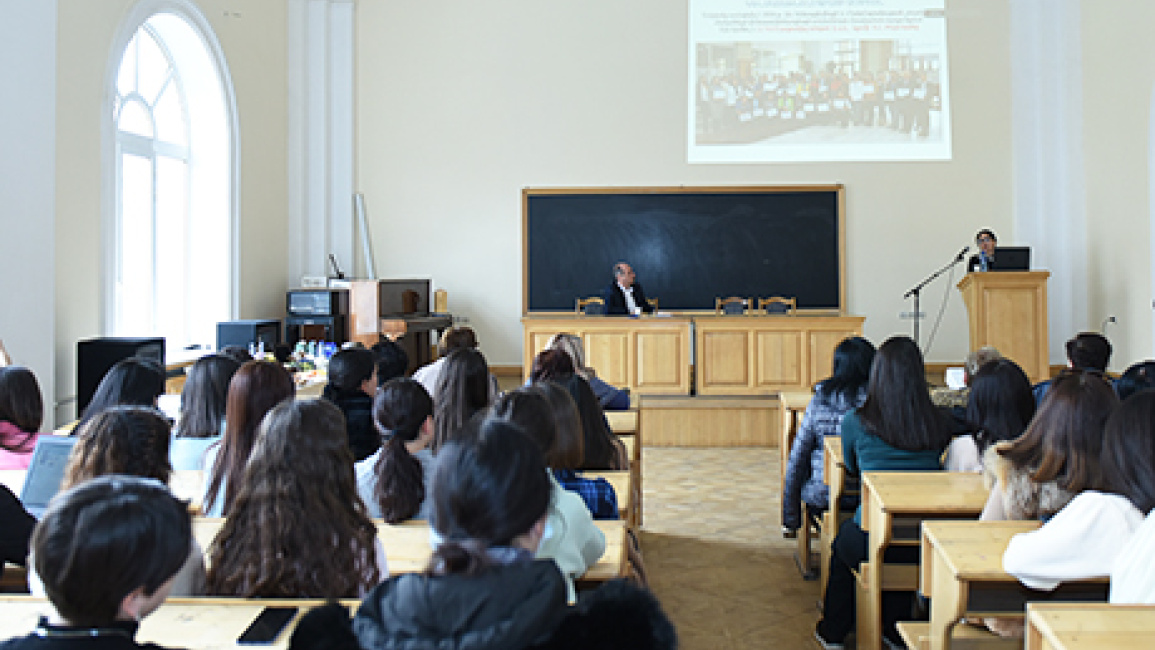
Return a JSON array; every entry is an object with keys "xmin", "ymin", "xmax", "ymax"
[
  {"xmin": 606, "ymin": 409, "xmax": 638, "ymax": 435},
  {"xmin": 857, "ymin": 472, "xmax": 989, "ymax": 650},
  {"xmin": 778, "ymin": 390, "xmax": 812, "ymax": 497},
  {"xmin": 921, "ymin": 520, "xmax": 1109, "ymax": 650},
  {"xmin": 522, "ymin": 316, "xmax": 692, "ymax": 395},
  {"xmin": 1025, "ymin": 603, "xmax": 1155, "ymax": 650},
  {"xmin": 819, "ymin": 436, "xmax": 849, "ymax": 600},
  {"xmin": 0, "ymin": 597, "xmax": 358, "ymax": 649},
  {"xmin": 694, "ymin": 315, "xmax": 864, "ymax": 395},
  {"xmin": 192, "ymin": 519, "xmax": 626, "ymax": 584}
]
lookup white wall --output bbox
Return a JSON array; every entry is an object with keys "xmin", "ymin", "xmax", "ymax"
[
  {"xmin": 1082, "ymin": 0, "xmax": 1155, "ymax": 370},
  {"xmin": 53, "ymin": 0, "xmax": 290, "ymax": 422},
  {"xmin": 355, "ymin": 0, "xmax": 1015, "ymax": 366},
  {"xmin": 0, "ymin": 0, "xmax": 57, "ymax": 412}
]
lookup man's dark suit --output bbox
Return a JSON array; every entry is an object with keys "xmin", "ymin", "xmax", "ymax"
[{"xmin": 602, "ymin": 282, "xmax": 655, "ymax": 315}]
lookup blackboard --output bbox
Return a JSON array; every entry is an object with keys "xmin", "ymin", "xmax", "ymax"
[{"xmin": 523, "ymin": 186, "xmax": 844, "ymax": 313}]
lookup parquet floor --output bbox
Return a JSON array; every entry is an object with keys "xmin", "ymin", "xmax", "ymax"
[{"xmin": 640, "ymin": 447, "xmax": 821, "ymax": 649}]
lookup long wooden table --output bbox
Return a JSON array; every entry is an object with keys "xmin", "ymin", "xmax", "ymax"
[
  {"xmin": 819, "ymin": 436, "xmax": 850, "ymax": 600},
  {"xmin": 0, "ymin": 597, "xmax": 358, "ymax": 649},
  {"xmin": 856, "ymin": 472, "xmax": 989, "ymax": 650},
  {"xmin": 1025, "ymin": 603, "xmax": 1155, "ymax": 650},
  {"xmin": 921, "ymin": 520, "xmax": 1110, "ymax": 650},
  {"xmin": 191, "ymin": 519, "xmax": 627, "ymax": 585}
]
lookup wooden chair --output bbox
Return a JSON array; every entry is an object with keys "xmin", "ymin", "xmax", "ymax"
[
  {"xmin": 758, "ymin": 296, "xmax": 796, "ymax": 314},
  {"xmin": 647, "ymin": 297, "xmax": 659, "ymax": 310},
  {"xmin": 575, "ymin": 296, "xmax": 606, "ymax": 315},
  {"xmin": 714, "ymin": 296, "xmax": 750, "ymax": 315}
]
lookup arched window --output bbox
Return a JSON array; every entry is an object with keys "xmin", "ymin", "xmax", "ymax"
[{"xmin": 110, "ymin": 8, "xmax": 234, "ymax": 349}]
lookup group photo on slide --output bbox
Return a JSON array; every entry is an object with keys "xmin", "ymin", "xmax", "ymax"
[{"xmin": 693, "ymin": 40, "xmax": 944, "ymax": 147}]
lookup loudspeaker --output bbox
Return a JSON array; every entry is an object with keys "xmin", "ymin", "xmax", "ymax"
[{"xmin": 76, "ymin": 337, "xmax": 165, "ymax": 417}]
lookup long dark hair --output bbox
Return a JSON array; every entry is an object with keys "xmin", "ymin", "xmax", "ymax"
[
  {"xmin": 856, "ymin": 336, "xmax": 951, "ymax": 451},
  {"xmin": 560, "ymin": 374, "xmax": 626, "ymax": 470},
  {"xmin": 206, "ymin": 399, "xmax": 380, "ymax": 597},
  {"xmin": 63, "ymin": 406, "xmax": 173, "ymax": 490},
  {"xmin": 965, "ymin": 358, "xmax": 1035, "ymax": 453},
  {"xmin": 998, "ymin": 369, "xmax": 1118, "ymax": 493},
  {"xmin": 491, "ymin": 387, "xmax": 557, "ymax": 461},
  {"xmin": 817, "ymin": 336, "xmax": 875, "ymax": 403},
  {"xmin": 0, "ymin": 366, "xmax": 44, "ymax": 443},
  {"xmin": 177, "ymin": 355, "xmax": 241, "ymax": 439},
  {"xmin": 204, "ymin": 361, "xmax": 294, "ymax": 515},
  {"xmin": 427, "ymin": 419, "xmax": 550, "ymax": 577},
  {"xmin": 432, "ymin": 348, "xmax": 491, "ymax": 452},
  {"xmin": 79, "ymin": 358, "xmax": 165, "ymax": 425},
  {"xmin": 534, "ymin": 381, "xmax": 585, "ymax": 469},
  {"xmin": 372, "ymin": 378, "xmax": 433, "ymax": 523},
  {"xmin": 1100, "ymin": 391, "xmax": 1155, "ymax": 513}
]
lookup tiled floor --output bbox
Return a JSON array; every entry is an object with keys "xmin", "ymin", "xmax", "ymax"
[{"xmin": 641, "ymin": 447, "xmax": 821, "ymax": 649}]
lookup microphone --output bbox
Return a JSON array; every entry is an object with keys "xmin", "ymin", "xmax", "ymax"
[{"xmin": 954, "ymin": 245, "xmax": 969, "ymax": 262}]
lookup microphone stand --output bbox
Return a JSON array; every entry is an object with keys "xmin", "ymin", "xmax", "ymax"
[{"xmin": 903, "ymin": 249, "xmax": 968, "ymax": 348}]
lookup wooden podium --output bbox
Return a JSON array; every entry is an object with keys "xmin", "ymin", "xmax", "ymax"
[{"xmin": 957, "ymin": 271, "xmax": 1050, "ymax": 383}]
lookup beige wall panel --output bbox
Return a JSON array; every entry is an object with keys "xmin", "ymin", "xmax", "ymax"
[
  {"xmin": 586, "ymin": 332, "xmax": 631, "ymax": 386},
  {"xmin": 810, "ymin": 331, "xmax": 858, "ymax": 384},
  {"xmin": 754, "ymin": 331, "xmax": 803, "ymax": 389},
  {"xmin": 635, "ymin": 331, "xmax": 685, "ymax": 390},
  {"xmin": 700, "ymin": 330, "xmax": 750, "ymax": 387},
  {"xmin": 641, "ymin": 399, "xmax": 778, "ymax": 447}
]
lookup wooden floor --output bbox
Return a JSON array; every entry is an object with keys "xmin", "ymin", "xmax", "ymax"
[{"xmin": 641, "ymin": 447, "xmax": 821, "ymax": 649}]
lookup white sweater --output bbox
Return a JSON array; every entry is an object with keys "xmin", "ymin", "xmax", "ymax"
[
  {"xmin": 1003, "ymin": 491, "xmax": 1143, "ymax": 591},
  {"xmin": 1110, "ymin": 508, "xmax": 1155, "ymax": 604}
]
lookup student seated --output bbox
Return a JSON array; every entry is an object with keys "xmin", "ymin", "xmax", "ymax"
[
  {"xmin": 370, "ymin": 339, "xmax": 409, "ymax": 387},
  {"xmin": 534, "ymin": 381, "xmax": 619, "ymax": 520},
  {"xmin": 980, "ymin": 369, "xmax": 1117, "ymax": 521},
  {"xmin": 530, "ymin": 349, "xmax": 627, "ymax": 471},
  {"xmin": 348, "ymin": 419, "xmax": 676, "ymax": 650},
  {"xmin": 202, "ymin": 360, "xmax": 294, "ymax": 517},
  {"xmin": 943, "ymin": 358, "xmax": 1035, "ymax": 473},
  {"xmin": 171, "ymin": 354, "xmax": 240, "ymax": 470},
  {"xmin": 323, "ymin": 346, "xmax": 379, "ymax": 461},
  {"xmin": 26, "ymin": 406, "xmax": 206, "ymax": 597},
  {"xmin": 545, "ymin": 333, "xmax": 630, "ymax": 410},
  {"xmin": 1, "ymin": 476, "xmax": 192, "ymax": 650},
  {"xmin": 355, "ymin": 378, "xmax": 435, "ymax": 522},
  {"xmin": 76, "ymin": 357, "xmax": 166, "ymax": 430},
  {"xmin": 1032, "ymin": 332, "xmax": 1111, "ymax": 405},
  {"xmin": 490, "ymin": 387, "xmax": 606, "ymax": 601},
  {"xmin": 206, "ymin": 398, "xmax": 385, "ymax": 598},
  {"xmin": 1003, "ymin": 390, "xmax": 1155, "ymax": 592},
  {"xmin": 413, "ymin": 326, "xmax": 498, "ymax": 403},
  {"xmin": 1, "ymin": 484, "xmax": 36, "ymax": 582},
  {"xmin": 781, "ymin": 336, "xmax": 874, "ymax": 534},
  {"xmin": 0, "ymin": 366, "xmax": 46, "ymax": 469},
  {"xmin": 431, "ymin": 348, "xmax": 494, "ymax": 452},
  {"xmin": 815, "ymin": 336, "xmax": 954, "ymax": 650}
]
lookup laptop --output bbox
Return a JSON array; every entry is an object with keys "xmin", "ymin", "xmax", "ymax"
[
  {"xmin": 993, "ymin": 246, "xmax": 1030, "ymax": 271},
  {"xmin": 20, "ymin": 436, "xmax": 77, "ymax": 518}
]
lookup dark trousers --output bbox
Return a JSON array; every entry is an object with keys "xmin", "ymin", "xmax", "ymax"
[{"xmin": 817, "ymin": 518, "xmax": 918, "ymax": 644}]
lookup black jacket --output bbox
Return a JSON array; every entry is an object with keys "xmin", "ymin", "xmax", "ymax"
[
  {"xmin": 1, "ymin": 485, "xmax": 35, "ymax": 571},
  {"xmin": 352, "ymin": 559, "xmax": 567, "ymax": 650},
  {"xmin": 0, "ymin": 620, "xmax": 174, "ymax": 650},
  {"xmin": 601, "ymin": 282, "xmax": 654, "ymax": 316},
  {"xmin": 322, "ymin": 385, "xmax": 378, "ymax": 462}
]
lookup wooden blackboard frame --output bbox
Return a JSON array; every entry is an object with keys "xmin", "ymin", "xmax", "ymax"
[{"xmin": 522, "ymin": 185, "xmax": 847, "ymax": 315}]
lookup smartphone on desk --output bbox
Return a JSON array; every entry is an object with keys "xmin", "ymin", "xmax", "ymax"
[{"xmin": 237, "ymin": 606, "xmax": 298, "ymax": 645}]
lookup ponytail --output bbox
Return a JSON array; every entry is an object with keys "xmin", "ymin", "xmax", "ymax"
[
  {"xmin": 373, "ymin": 434, "xmax": 424, "ymax": 523},
  {"xmin": 426, "ymin": 539, "xmax": 492, "ymax": 577}
]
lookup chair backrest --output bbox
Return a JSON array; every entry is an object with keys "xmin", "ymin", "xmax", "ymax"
[
  {"xmin": 576, "ymin": 297, "xmax": 606, "ymax": 315},
  {"xmin": 647, "ymin": 297, "xmax": 659, "ymax": 311},
  {"xmin": 715, "ymin": 296, "xmax": 749, "ymax": 315},
  {"xmin": 758, "ymin": 296, "xmax": 797, "ymax": 315}
]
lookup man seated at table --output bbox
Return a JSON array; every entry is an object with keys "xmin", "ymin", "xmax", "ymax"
[
  {"xmin": 602, "ymin": 262, "xmax": 655, "ymax": 316},
  {"xmin": 2, "ymin": 476, "xmax": 193, "ymax": 650}
]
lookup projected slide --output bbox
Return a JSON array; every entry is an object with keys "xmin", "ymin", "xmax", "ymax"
[{"xmin": 688, "ymin": 0, "xmax": 950, "ymax": 163}]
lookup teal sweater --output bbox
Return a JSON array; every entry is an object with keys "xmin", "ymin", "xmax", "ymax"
[{"xmin": 840, "ymin": 410, "xmax": 944, "ymax": 523}]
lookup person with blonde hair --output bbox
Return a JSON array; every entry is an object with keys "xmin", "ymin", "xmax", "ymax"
[{"xmin": 545, "ymin": 333, "xmax": 629, "ymax": 410}]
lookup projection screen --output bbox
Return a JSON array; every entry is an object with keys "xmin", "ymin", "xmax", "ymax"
[{"xmin": 688, "ymin": 0, "xmax": 950, "ymax": 163}]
